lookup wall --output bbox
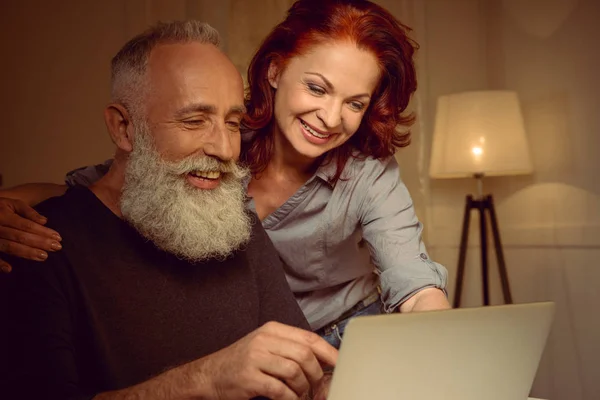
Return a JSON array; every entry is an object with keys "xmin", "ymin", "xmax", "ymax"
[
  {"xmin": 0, "ymin": 0, "xmax": 295, "ymax": 188},
  {"xmin": 0, "ymin": 1, "xmax": 126, "ymax": 187},
  {"xmin": 419, "ymin": 1, "xmax": 600, "ymax": 399},
  {"xmin": 489, "ymin": 1, "xmax": 600, "ymax": 398}
]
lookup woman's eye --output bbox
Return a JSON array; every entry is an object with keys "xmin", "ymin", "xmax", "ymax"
[
  {"xmin": 307, "ymin": 84, "xmax": 326, "ymax": 96},
  {"xmin": 349, "ymin": 101, "xmax": 365, "ymax": 111}
]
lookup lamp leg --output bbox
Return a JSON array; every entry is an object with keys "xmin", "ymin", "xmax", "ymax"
[
  {"xmin": 479, "ymin": 198, "xmax": 490, "ymax": 306},
  {"xmin": 453, "ymin": 195, "xmax": 473, "ymax": 308},
  {"xmin": 487, "ymin": 195, "xmax": 513, "ymax": 304}
]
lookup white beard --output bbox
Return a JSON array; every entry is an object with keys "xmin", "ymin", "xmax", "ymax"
[{"xmin": 120, "ymin": 123, "xmax": 252, "ymax": 262}]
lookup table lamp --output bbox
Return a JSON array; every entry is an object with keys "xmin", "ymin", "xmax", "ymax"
[{"xmin": 429, "ymin": 90, "xmax": 533, "ymax": 307}]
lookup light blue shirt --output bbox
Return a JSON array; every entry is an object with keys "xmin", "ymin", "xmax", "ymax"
[
  {"xmin": 246, "ymin": 155, "xmax": 447, "ymax": 330},
  {"xmin": 66, "ymin": 155, "xmax": 447, "ymax": 330}
]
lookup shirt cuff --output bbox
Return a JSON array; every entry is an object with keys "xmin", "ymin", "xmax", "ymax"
[{"xmin": 378, "ymin": 256, "xmax": 448, "ymax": 313}]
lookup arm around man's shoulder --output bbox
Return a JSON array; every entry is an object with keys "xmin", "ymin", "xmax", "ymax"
[
  {"xmin": 1, "ymin": 183, "xmax": 67, "ymax": 207},
  {"xmin": 0, "ymin": 185, "xmax": 71, "ymax": 273}
]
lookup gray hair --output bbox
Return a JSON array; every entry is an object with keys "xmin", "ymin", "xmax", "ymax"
[{"xmin": 111, "ymin": 20, "xmax": 221, "ymax": 119}]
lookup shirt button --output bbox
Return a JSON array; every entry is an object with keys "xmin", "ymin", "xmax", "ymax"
[{"xmin": 420, "ymin": 253, "xmax": 428, "ymax": 260}]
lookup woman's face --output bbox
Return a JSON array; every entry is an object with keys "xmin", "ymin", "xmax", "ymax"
[{"xmin": 269, "ymin": 41, "xmax": 380, "ymax": 160}]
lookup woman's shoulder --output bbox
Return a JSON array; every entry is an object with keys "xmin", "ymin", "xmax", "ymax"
[{"xmin": 341, "ymin": 153, "xmax": 399, "ymax": 181}]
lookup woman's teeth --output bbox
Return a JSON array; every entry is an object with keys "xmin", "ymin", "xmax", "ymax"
[
  {"xmin": 301, "ymin": 120, "xmax": 330, "ymax": 139},
  {"xmin": 189, "ymin": 170, "xmax": 221, "ymax": 179}
]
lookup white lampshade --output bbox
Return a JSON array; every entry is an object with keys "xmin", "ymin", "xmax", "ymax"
[{"xmin": 429, "ymin": 90, "xmax": 533, "ymax": 179}]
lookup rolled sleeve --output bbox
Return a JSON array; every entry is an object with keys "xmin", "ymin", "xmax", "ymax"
[
  {"xmin": 358, "ymin": 157, "xmax": 448, "ymax": 312},
  {"xmin": 378, "ymin": 250, "xmax": 448, "ymax": 312}
]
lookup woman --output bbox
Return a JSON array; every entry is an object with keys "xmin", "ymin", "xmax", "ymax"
[{"xmin": 0, "ymin": 0, "xmax": 449, "ymax": 348}]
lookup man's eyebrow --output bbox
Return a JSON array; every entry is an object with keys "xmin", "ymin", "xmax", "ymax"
[
  {"xmin": 228, "ymin": 105, "xmax": 246, "ymax": 115},
  {"xmin": 174, "ymin": 103, "xmax": 216, "ymax": 119},
  {"xmin": 174, "ymin": 103, "xmax": 246, "ymax": 118}
]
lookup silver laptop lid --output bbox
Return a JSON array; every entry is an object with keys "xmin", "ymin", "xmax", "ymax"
[{"xmin": 327, "ymin": 302, "xmax": 555, "ymax": 400}]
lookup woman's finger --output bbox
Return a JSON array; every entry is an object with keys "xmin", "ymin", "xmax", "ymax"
[
  {"xmin": 0, "ymin": 257, "xmax": 12, "ymax": 273},
  {"xmin": 1, "ymin": 212, "xmax": 61, "ymax": 240},
  {"xmin": 0, "ymin": 226, "xmax": 62, "ymax": 253},
  {"xmin": 0, "ymin": 238, "xmax": 48, "ymax": 262}
]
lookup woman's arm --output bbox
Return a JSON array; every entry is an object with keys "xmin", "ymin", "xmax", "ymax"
[
  {"xmin": 0, "ymin": 160, "xmax": 113, "ymax": 272},
  {"xmin": 1, "ymin": 183, "xmax": 67, "ymax": 206},
  {"xmin": 0, "ymin": 183, "xmax": 67, "ymax": 272},
  {"xmin": 357, "ymin": 156, "xmax": 450, "ymax": 313},
  {"xmin": 0, "ymin": 193, "xmax": 63, "ymax": 273},
  {"xmin": 399, "ymin": 287, "xmax": 450, "ymax": 312}
]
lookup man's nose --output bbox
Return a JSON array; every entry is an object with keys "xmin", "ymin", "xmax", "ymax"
[{"xmin": 203, "ymin": 123, "xmax": 237, "ymax": 162}]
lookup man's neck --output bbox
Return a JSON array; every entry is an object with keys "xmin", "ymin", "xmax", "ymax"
[{"xmin": 89, "ymin": 156, "xmax": 126, "ymax": 218}]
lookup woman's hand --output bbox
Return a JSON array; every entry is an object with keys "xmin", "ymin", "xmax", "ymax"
[{"xmin": 0, "ymin": 197, "xmax": 62, "ymax": 273}]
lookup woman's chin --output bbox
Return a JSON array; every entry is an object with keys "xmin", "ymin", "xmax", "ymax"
[
  {"xmin": 293, "ymin": 141, "xmax": 330, "ymax": 160},
  {"xmin": 277, "ymin": 130, "xmax": 334, "ymax": 162}
]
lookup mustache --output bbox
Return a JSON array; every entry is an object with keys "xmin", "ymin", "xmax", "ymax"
[{"xmin": 161, "ymin": 154, "xmax": 248, "ymax": 180}]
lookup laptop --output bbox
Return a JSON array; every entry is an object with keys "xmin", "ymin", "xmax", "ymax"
[{"xmin": 327, "ymin": 302, "xmax": 555, "ymax": 400}]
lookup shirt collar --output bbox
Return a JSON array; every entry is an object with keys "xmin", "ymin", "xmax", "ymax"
[
  {"xmin": 241, "ymin": 130, "xmax": 342, "ymax": 189},
  {"xmin": 313, "ymin": 158, "xmax": 337, "ymax": 188}
]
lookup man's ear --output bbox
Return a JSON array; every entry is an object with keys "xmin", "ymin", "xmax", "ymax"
[
  {"xmin": 267, "ymin": 61, "xmax": 281, "ymax": 89},
  {"xmin": 104, "ymin": 103, "xmax": 133, "ymax": 153}
]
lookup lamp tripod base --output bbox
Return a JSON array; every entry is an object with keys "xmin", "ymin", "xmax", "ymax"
[{"xmin": 453, "ymin": 194, "xmax": 513, "ymax": 308}]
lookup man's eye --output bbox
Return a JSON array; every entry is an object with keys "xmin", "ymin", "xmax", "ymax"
[
  {"xmin": 226, "ymin": 121, "xmax": 241, "ymax": 130},
  {"xmin": 183, "ymin": 119, "xmax": 206, "ymax": 127}
]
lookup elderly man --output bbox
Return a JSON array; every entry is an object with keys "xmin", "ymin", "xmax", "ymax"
[{"xmin": 6, "ymin": 21, "xmax": 336, "ymax": 400}]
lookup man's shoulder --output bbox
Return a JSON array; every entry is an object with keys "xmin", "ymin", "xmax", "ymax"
[
  {"xmin": 246, "ymin": 210, "xmax": 269, "ymax": 246},
  {"xmin": 34, "ymin": 186, "xmax": 94, "ymax": 228},
  {"xmin": 242, "ymin": 210, "xmax": 278, "ymax": 262}
]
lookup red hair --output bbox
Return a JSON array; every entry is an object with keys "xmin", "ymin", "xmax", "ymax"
[{"xmin": 242, "ymin": 0, "xmax": 418, "ymax": 182}]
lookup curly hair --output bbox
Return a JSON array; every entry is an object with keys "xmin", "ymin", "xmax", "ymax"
[{"xmin": 242, "ymin": 0, "xmax": 418, "ymax": 182}]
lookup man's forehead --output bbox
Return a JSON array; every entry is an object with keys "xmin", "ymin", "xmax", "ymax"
[
  {"xmin": 145, "ymin": 42, "xmax": 244, "ymax": 111},
  {"xmin": 148, "ymin": 42, "xmax": 234, "ymax": 74},
  {"xmin": 148, "ymin": 43, "xmax": 240, "ymax": 85}
]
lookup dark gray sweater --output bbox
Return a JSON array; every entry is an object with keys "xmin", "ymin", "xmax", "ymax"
[{"xmin": 8, "ymin": 186, "xmax": 308, "ymax": 399}]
